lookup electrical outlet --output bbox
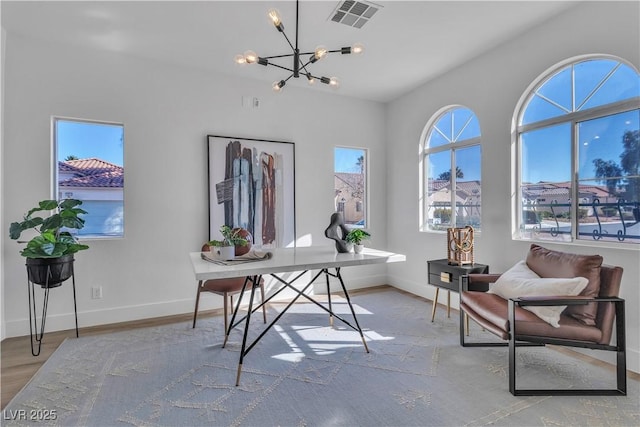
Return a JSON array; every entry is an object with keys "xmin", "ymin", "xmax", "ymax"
[{"xmin": 91, "ymin": 286, "xmax": 103, "ymax": 299}]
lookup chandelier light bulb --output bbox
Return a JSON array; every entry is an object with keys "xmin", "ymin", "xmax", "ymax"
[
  {"xmin": 314, "ymin": 46, "xmax": 328, "ymax": 60},
  {"xmin": 329, "ymin": 76, "xmax": 340, "ymax": 89},
  {"xmin": 268, "ymin": 8, "xmax": 281, "ymax": 27},
  {"xmin": 307, "ymin": 75, "xmax": 315, "ymax": 85},
  {"xmin": 244, "ymin": 50, "xmax": 258, "ymax": 64},
  {"xmin": 272, "ymin": 80, "xmax": 286, "ymax": 92},
  {"xmin": 234, "ymin": 54, "xmax": 247, "ymax": 65},
  {"xmin": 351, "ymin": 43, "xmax": 364, "ymax": 55}
]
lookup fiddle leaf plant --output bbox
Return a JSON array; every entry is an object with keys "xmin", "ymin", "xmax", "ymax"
[
  {"xmin": 208, "ymin": 225, "xmax": 248, "ymax": 247},
  {"xmin": 345, "ymin": 229, "xmax": 371, "ymax": 245},
  {"xmin": 9, "ymin": 199, "xmax": 89, "ymax": 258}
]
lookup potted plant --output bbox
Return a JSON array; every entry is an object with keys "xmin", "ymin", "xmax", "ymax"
[
  {"xmin": 207, "ymin": 225, "xmax": 249, "ymax": 260},
  {"xmin": 9, "ymin": 199, "xmax": 89, "ymax": 288},
  {"xmin": 345, "ymin": 228, "xmax": 371, "ymax": 254}
]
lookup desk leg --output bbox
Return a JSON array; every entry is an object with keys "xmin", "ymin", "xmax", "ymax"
[
  {"xmin": 325, "ymin": 269, "xmax": 333, "ymax": 327},
  {"xmin": 236, "ymin": 275, "xmax": 259, "ymax": 386},
  {"xmin": 447, "ymin": 290, "xmax": 451, "ymax": 318},
  {"xmin": 430, "ymin": 288, "xmax": 440, "ymax": 322},
  {"xmin": 335, "ymin": 268, "xmax": 369, "ymax": 353}
]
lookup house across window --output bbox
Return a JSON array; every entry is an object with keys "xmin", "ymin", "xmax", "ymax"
[
  {"xmin": 515, "ymin": 56, "xmax": 639, "ymax": 245},
  {"xmin": 421, "ymin": 106, "xmax": 482, "ymax": 232},
  {"xmin": 334, "ymin": 147, "xmax": 367, "ymax": 228},
  {"xmin": 54, "ymin": 117, "xmax": 125, "ymax": 238}
]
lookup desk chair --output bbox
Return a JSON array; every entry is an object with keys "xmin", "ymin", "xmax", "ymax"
[{"xmin": 193, "ymin": 243, "xmax": 267, "ymax": 332}]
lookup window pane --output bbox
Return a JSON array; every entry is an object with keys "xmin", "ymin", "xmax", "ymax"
[
  {"xmin": 520, "ymin": 124, "xmax": 572, "ymax": 241},
  {"xmin": 426, "ymin": 150, "xmax": 452, "ymax": 230},
  {"xmin": 55, "ymin": 119, "xmax": 124, "ymax": 238},
  {"xmin": 521, "ymin": 123, "xmax": 572, "ymax": 183},
  {"xmin": 577, "ymin": 109, "xmax": 640, "ymax": 244},
  {"xmin": 454, "ymin": 145, "xmax": 481, "ymax": 228},
  {"xmin": 334, "ymin": 147, "xmax": 367, "ymax": 228},
  {"xmin": 578, "ymin": 62, "xmax": 640, "ymax": 110}
]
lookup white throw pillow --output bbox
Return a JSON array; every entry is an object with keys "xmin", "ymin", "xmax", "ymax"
[{"xmin": 488, "ymin": 260, "xmax": 589, "ymax": 328}]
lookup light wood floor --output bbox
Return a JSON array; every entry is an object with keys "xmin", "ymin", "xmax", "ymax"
[{"xmin": 2, "ymin": 286, "xmax": 637, "ymax": 409}]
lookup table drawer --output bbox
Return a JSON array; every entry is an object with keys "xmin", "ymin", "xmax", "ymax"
[
  {"xmin": 428, "ymin": 272, "xmax": 459, "ymax": 292},
  {"xmin": 427, "ymin": 259, "xmax": 489, "ymax": 293}
]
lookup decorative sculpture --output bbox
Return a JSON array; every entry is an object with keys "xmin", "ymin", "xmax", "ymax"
[
  {"xmin": 447, "ymin": 226, "xmax": 474, "ymax": 265},
  {"xmin": 325, "ymin": 212, "xmax": 352, "ymax": 253}
]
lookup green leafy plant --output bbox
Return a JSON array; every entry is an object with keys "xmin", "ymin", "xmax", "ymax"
[
  {"xmin": 208, "ymin": 225, "xmax": 249, "ymax": 247},
  {"xmin": 345, "ymin": 228, "xmax": 371, "ymax": 245},
  {"xmin": 9, "ymin": 199, "xmax": 89, "ymax": 258}
]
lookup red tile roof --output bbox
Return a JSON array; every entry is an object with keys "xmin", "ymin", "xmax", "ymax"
[{"xmin": 59, "ymin": 158, "xmax": 123, "ymax": 188}]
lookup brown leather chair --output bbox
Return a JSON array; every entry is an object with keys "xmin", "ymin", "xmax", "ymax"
[
  {"xmin": 193, "ymin": 243, "xmax": 267, "ymax": 332},
  {"xmin": 459, "ymin": 244, "xmax": 626, "ymax": 396}
]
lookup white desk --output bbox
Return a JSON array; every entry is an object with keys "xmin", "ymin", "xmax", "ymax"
[{"xmin": 189, "ymin": 246, "xmax": 406, "ymax": 384}]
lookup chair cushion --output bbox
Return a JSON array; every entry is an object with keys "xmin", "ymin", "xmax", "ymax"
[
  {"xmin": 487, "ymin": 261, "xmax": 588, "ymax": 327},
  {"xmin": 201, "ymin": 277, "xmax": 249, "ymax": 293},
  {"xmin": 461, "ymin": 291, "xmax": 603, "ymax": 343},
  {"xmin": 526, "ymin": 244, "xmax": 602, "ymax": 326}
]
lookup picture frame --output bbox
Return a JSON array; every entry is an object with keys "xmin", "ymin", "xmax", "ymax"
[{"xmin": 207, "ymin": 135, "xmax": 296, "ymax": 249}]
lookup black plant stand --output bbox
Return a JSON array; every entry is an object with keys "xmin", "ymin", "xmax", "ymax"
[{"xmin": 27, "ymin": 263, "xmax": 79, "ymax": 356}]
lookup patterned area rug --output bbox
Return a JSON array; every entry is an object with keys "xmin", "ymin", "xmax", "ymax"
[{"xmin": 4, "ymin": 288, "xmax": 639, "ymax": 426}]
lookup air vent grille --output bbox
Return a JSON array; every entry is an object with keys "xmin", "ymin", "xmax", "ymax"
[{"xmin": 329, "ymin": 0, "xmax": 381, "ymax": 29}]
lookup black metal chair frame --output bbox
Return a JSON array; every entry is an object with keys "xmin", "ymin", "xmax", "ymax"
[{"xmin": 459, "ymin": 275, "xmax": 627, "ymax": 396}]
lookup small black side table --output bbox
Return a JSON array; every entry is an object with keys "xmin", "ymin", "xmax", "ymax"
[{"xmin": 427, "ymin": 259, "xmax": 489, "ymax": 321}]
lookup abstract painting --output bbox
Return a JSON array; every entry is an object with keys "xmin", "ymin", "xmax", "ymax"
[{"xmin": 207, "ymin": 135, "xmax": 296, "ymax": 248}]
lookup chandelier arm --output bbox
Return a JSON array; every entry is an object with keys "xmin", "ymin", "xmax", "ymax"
[
  {"xmin": 267, "ymin": 63, "xmax": 295, "ymax": 73},
  {"xmin": 263, "ymin": 53, "xmax": 297, "ymax": 60}
]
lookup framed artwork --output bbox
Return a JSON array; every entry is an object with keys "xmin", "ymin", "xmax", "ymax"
[{"xmin": 207, "ymin": 135, "xmax": 296, "ymax": 248}]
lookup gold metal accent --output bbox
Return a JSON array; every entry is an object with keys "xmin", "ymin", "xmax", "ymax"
[
  {"xmin": 235, "ymin": 364, "xmax": 243, "ymax": 386},
  {"xmin": 430, "ymin": 288, "xmax": 440, "ymax": 322},
  {"xmin": 440, "ymin": 272, "xmax": 452, "ymax": 283}
]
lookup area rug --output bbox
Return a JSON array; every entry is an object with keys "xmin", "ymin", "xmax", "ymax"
[{"xmin": 4, "ymin": 288, "xmax": 639, "ymax": 426}]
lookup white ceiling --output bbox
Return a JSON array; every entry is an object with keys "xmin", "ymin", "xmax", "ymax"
[{"xmin": 1, "ymin": 0, "xmax": 578, "ymax": 102}]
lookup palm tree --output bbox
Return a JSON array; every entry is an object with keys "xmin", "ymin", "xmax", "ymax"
[
  {"xmin": 592, "ymin": 159, "xmax": 623, "ymax": 196},
  {"xmin": 437, "ymin": 167, "xmax": 464, "ymax": 181},
  {"xmin": 64, "ymin": 155, "xmax": 79, "ymax": 161}
]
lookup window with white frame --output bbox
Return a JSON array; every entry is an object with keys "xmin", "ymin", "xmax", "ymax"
[
  {"xmin": 515, "ymin": 56, "xmax": 640, "ymax": 245},
  {"xmin": 421, "ymin": 106, "xmax": 482, "ymax": 232},
  {"xmin": 54, "ymin": 117, "xmax": 125, "ymax": 238},
  {"xmin": 334, "ymin": 147, "xmax": 367, "ymax": 228}
]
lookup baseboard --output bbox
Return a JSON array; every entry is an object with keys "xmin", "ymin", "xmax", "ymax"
[{"xmin": 3, "ymin": 272, "xmax": 388, "ymax": 338}]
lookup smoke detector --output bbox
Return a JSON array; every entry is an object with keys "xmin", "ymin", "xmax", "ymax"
[{"xmin": 329, "ymin": 0, "xmax": 382, "ymax": 29}]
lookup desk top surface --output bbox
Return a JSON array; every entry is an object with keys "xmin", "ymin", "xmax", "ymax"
[{"xmin": 189, "ymin": 246, "xmax": 406, "ymax": 280}]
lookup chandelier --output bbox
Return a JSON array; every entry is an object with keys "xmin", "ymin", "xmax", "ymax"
[{"xmin": 234, "ymin": 0, "xmax": 364, "ymax": 92}]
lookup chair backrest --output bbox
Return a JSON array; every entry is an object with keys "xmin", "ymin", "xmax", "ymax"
[{"xmin": 596, "ymin": 264, "xmax": 624, "ymax": 345}]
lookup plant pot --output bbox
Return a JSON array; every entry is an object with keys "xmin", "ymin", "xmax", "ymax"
[
  {"xmin": 354, "ymin": 244, "xmax": 364, "ymax": 254},
  {"xmin": 212, "ymin": 245, "xmax": 235, "ymax": 261},
  {"xmin": 26, "ymin": 254, "xmax": 74, "ymax": 288}
]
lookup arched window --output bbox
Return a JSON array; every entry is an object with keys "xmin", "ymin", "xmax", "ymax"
[
  {"xmin": 421, "ymin": 106, "xmax": 482, "ymax": 232},
  {"xmin": 514, "ymin": 56, "xmax": 640, "ymax": 245}
]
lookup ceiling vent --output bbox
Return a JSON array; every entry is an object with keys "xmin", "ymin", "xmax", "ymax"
[{"xmin": 329, "ymin": 0, "xmax": 381, "ymax": 29}]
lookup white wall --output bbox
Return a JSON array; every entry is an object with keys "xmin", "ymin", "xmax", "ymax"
[
  {"xmin": 1, "ymin": 26, "xmax": 6, "ymax": 341},
  {"xmin": 1, "ymin": 33, "xmax": 388, "ymax": 337},
  {"xmin": 386, "ymin": 1, "xmax": 640, "ymax": 372}
]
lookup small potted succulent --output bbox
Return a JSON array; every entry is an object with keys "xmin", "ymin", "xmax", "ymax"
[
  {"xmin": 207, "ymin": 225, "xmax": 249, "ymax": 260},
  {"xmin": 9, "ymin": 199, "xmax": 89, "ymax": 288},
  {"xmin": 345, "ymin": 229, "xmax": 371, "ymax": 254}
]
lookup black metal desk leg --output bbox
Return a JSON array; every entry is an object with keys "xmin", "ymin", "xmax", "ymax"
[
  {"xmin": 334, "ymin": 268, "xmax": 369, "ymax": 353},
  {"xmin": 324, "ymin": 268, "xmax": 334, "ymax": 327},
  {"xmin": 236, "ymin": 275, "xmax": 259, "ymax": 386}
]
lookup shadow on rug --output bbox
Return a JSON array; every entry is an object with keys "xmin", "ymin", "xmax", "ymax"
[{"xmin": 4, "ymin": 288, "xmax": 639, "ymax": 426}]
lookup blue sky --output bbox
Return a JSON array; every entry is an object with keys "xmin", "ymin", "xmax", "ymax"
[
  {"xmin": 56, "ymin": 120, "xmax": 124, "ymax": 166},
  {"xmin": 335, "ymin": 146, "xmax": 365, "ymax": 173}
]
